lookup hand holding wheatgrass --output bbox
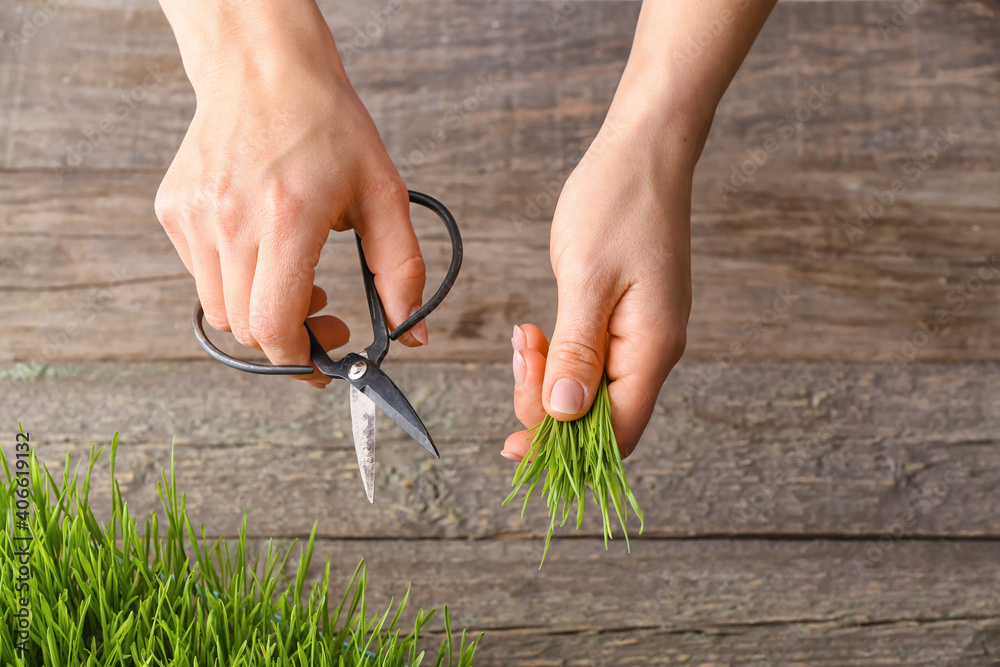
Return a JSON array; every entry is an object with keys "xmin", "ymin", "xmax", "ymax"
[
  {"xmin": 505, "ymin": 0, "xmax": 777, "ymax": 460},
  {"xmin": 154, "ymin": 0, "xmax": 428, "ymax": 389}
]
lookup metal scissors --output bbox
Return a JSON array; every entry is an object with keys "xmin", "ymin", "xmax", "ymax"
[{"xmin": 191, "ymin": 191, "xmax": 462, "ymax": 503}]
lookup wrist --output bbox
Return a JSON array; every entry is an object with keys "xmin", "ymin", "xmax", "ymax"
[
  {"xmin": 160, "ymin": 0, "xmax": 347, "ymax": 99},
  {"xmin": 603, "ymin": 53, "xmax": 720, "ymax": 172},
  {"xmin": 602, "ymin": 83, "xmax": 711, "ymax": 175}
]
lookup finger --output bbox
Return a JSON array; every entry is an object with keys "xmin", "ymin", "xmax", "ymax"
[
  {"xmin": 512, "ymin": 322, "xmax": 550, "ymax": 424},
  {"xmin": 219, "ymin": 241, "xmax": 259, "ymax": 349},
  {"xmin": 513, "ymin": 323, "xmax": 549, "ymax": 357},
  {"xmin": 190, "ymin": 241, "xmax": 229, "ymax": 332},
  {"xmin": 307, "ymin": 285, "xmax": 328, "ymax": 317},
  {"xmin": 163, "ymin": 226, "xmax": 194, "ymax": 275},
  {"xmin": 154, "ymin": 189, "xmax": 194, "ymax": 275},
  {"xmin": 299, "ymin": 314, "xmax": 351, "ymax": 387},
  {"xmin": 505, "ymin": 322, "xmax": 550, "ymax": 462},
  {"xmin": 249, "ymin": 234, "xmax": 318, "ymax": 376},
  {"xmin": 355, "ymin": 182, "xmax": 427, "ymax": 348},
  {"xmin": 513, "ymin": 347, "xmax": 547, "ymax": 428},
  {"xmin": 542, "ymin": 274, "xmax": 617, "ymax": 421},
  {"xmin": 502, "ymin": 430, "xmax": 532, "ymax": 462},
  {"xmin": 605, "ymin": 297, "xmax": 687, "ymax": 457}
]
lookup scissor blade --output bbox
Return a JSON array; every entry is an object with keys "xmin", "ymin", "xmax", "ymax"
[
  {"xmin": 360, "ymin": 369, "xmax": 440, "ymax": 459},
  {"xmin": 350, "ymin": 385, "xmax": 377, "ymax": 504}
]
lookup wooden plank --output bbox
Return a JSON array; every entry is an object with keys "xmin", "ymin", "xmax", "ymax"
[
  {"xmin": 2, "ymin": 168, "xmax": 999, "ymax": 363},
  {"xmin": 474, "ymin": 620, "xmax": 1000, "ymax": 665},
  {"xmin": 2, "ymin": 0, "xmax": 997, "ymax": 176},
  {"xmin": 198, "ymin": 537, "xmax": 1000, "ymax": 663},
  {"xmin": 2, "ymin": 0, "xmax": 998, "ymax": 362},
  {"xmin": 3, "ymin": 361, "xmax": 998, "ymax": 538}
]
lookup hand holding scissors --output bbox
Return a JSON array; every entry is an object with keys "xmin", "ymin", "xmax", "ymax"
[{"xmin": 193, "ymin": 191, "xmax": 462, "ymax": 503}]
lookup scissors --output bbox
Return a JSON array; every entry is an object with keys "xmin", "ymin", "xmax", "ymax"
[{"xmin": 191, "ymin": 191, "xmax": 462, "ymax": 504}]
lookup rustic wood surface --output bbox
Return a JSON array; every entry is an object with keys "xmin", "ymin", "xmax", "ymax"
[
  {"xmin": 237, "ymin": 537, "xmax": 1000, "ymax": 665},
  {"xmin": 2, "ymin": 168, "xmax": 1000, "ymax": 364},
  {"xmin": 2, "ymin": 361, "xmax": 998, "ymax": 539},
  {"xmin": 2, "ymin": 0, "xmax": 999, "ymax": 663},
  {"xmin": 1, "ymin": 0, "xmax": 999, "ymax": 363}
]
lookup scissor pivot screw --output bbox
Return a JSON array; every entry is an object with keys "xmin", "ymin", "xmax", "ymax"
[{"xmin": 348, "ymin": 360, "xmax": 368, "ymax": 380}]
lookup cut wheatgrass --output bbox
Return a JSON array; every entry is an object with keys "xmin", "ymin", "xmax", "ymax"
[
  {"xmin": 1, "ymin": 429, "xmax": 480, "ymax": 666},
  {"xmin": 503, "ymin": 376, "xmax": 643, "ymax": 568}
]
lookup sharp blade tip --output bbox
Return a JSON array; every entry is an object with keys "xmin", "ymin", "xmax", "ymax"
[
  {"xmin": 421, "ymin": 436, "xmax": 440, "ymax": 458},
  {"xmin": 362, "ymin": 470, "xmax": 375, "ymax": 504}
]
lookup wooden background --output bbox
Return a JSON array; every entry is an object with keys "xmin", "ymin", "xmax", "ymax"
[{"xmin": 2, "ymin": 0, "xmax": 999, "ymax": 663}]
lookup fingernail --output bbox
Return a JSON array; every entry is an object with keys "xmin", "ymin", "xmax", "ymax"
[
  {"xmin": 307, "ymin": 381, "xmax": 327, "ymax": 390},
  {"xmin": 550, "ymin": 378, "xmax": 585, "ymax": 415},
  {"xmin": 410, "ymin": 306, "xmax": 429, "ymax": 346},
  {"xmin": 513, "ymin": 350, "xmax": 527, "ymax": 389},
  {"xmin": 511, "ymin": 324, "xmax": 526, "ymax": 351},
  {"xmin": 501, "ymin": 450, "xmax": 523, "ymax": 463}
]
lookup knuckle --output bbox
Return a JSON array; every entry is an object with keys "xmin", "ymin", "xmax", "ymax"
[
  {"xmin": 394, "ymin": 253, "xmax": 426, "ymax": 284},
  {"xmin": 203, "ymin": 308, "xmax": 230, "ymax": 332},
  {"xmin": 153, "ymin": 186, "xmax": 177, "ymax": 230},
  {"xmin": 260, "ymin": 181, "xmax": 307, "ymax": 227},
  {"xmin": 549, "ymin": 338, "xmax": 604, "ymax": 374},
  {"xmin": 212, "ymin": 192, "xmax": 243, "ymax": 242},
  {"xmin": 365, "ymin": 172, "xmax": 409, "ymax": 210},
  {"xmin": 230, "ymin": 323, "xmax": 256, "ymax": 348},
  {"xmin": 248, "ymin": 312, "xmax": 291, "ymax": 347}
]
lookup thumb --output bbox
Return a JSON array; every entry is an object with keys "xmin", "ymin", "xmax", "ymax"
[
  {"xmin": 542, "ymin": 277, "xmax": 615, "ymax": 421},
  {"xmin": 355, "ymin": 183, "xmax": 428, "ymax": 347}
]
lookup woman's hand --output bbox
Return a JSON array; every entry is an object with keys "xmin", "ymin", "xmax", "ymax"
[
  {"xmin": 155, "ymin": 0, "xmax": 427, "ymax": 387},
  {"xmin": 504, "ymin": 109, "xmax": 702, "ymax": 459},
  {"xmin": 502, "ymin": 0, "xmax": 776, "ymax": 458}
]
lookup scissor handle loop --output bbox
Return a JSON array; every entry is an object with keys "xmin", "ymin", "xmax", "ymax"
[
  {"xmin": 389, "ymin": 191, "xmax": 463, "ymax": 340},
  {"xmin": 192, "ymin": 303, "xmax": 315, "ymax": 375},
  {"xmin": 191, "ymin": 190, "xmax": 462, "ymax": 376}
]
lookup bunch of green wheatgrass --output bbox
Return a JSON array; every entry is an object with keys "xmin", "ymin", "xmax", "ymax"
[
  {"xmin": 0, "ymin": 431, "xmax": 479, "ymax": 666},
  {"xmin": 503, "ymin": 376, "xmax": 644, "ymax": 568}
]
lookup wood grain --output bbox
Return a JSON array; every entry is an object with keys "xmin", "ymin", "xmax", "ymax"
[
  {"xmin": 3, "ymin": 361, "xmax": 997, "ymax": 538},
  {"xmin": 2, "ymin": 0, "xmax": 999, "ymax": 662},
  {"xmin": 2, "ymin": 167, "xmax": 998, "ymax": 364},
  {"xmin": 160, "ymin": 536, "xmax": 1000, "ymax": 664},
  {"xmin": 1, "ymin": 1, "xmax": 998, "ymax": 364},
  {"xmin": 3, "ymin": 0, "xmax": 998, "ymax": 175},
  {"xmin": 475, "ymin": 621, "xmax": 1000, "ymax": 666}
]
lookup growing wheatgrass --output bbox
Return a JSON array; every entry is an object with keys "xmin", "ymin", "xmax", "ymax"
[
  {"xmin": 0, "ymin": 431, "xmax": 480, "ymax": 666},
  {"xmin": 503, "ymin": 376, "xmax": 643, "ymax": 568}
]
